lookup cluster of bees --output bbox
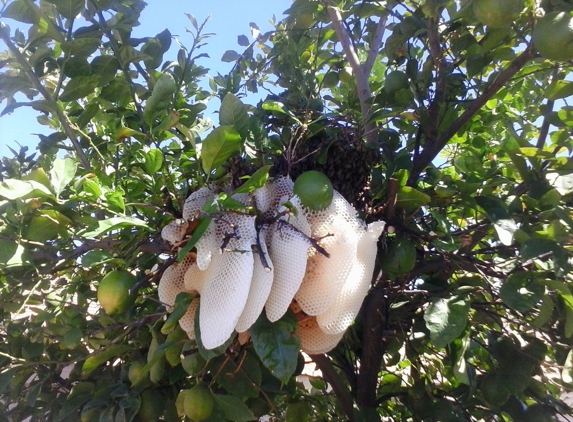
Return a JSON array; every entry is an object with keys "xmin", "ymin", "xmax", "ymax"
[{"xmin": 158, "ymin": 177, "xmax": 385, "ymax": 353}]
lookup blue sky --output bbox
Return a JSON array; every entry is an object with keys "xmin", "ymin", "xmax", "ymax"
[{"xmin": 0, "ymin": 0, "xmax": 292, "ymax": 158}]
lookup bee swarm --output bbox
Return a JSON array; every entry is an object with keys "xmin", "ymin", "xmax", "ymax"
[{"xmin": 158, "ymin": 176, "xmax": 385, "ymax": 353}]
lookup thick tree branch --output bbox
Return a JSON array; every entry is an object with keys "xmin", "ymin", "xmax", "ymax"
[
  {"xmin": 410, "ymin": 47, "xmax": 537, "ymax": 182},
  {"xmin": 356, "ymin": 283, "xmax": 386, "ymax": 409},
  {"xmin": 310, "ymin": 353, "xmax": 355, "ymax": 421},
  {"xmin": 0, "ymin": 31, "xmax": 91, "ymax": 170}
]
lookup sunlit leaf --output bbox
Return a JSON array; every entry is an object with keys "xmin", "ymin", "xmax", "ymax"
[
  {"xmin": 233, "ymin": 165, "xmax": 272, "ymax": 194},
  {"xmin": 81, "ymin": 345, "xmax": 130, "ymax": 377},
  {"xmin": 424, "ymin": 296, "xmax": 470, "ymax": 349},
  {"xmin": 200, "ymin": 125, "xmax": 243, "ymax": 174},
  {"xmin": 220, "ymin": 92, "xmax": 250, "ymax": 139},
  {"xmin": 50, "ymin": 157, "xmax": 77, "ymax": 196},
  {"xmin": 80, "ymin": 216, "xmax": 150, "ymax": 238}
]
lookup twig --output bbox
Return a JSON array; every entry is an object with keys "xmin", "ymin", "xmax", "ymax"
[
  {"xmin": 410, "ymin": 47, "xmax": 537, "ymax": 182},
  {"xmin": 309, "ymin": 353, "xmax": 355, "ymax": 421},
  {"xmin": 536, "ymin": 68, "xmax": 559, "ymax": 149},
  {"xmin": 0, "ymin": 31, "xmax": 91, "ymax": 170}
]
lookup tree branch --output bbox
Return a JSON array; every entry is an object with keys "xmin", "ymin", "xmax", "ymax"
[
  {"xmin": 356, "ymin": 284, "xmax": 386, "ymax": 410},
  {"xmin": 363, "ymin": 15, "xmax": 388, "ymax": 77},
  {"xmin": 410, "ymin": 47, "xmax": 537, "ymax": 182},
  {"xmin": 0, "ymin": 31, "xmax": 91, "ymax": 170},
  {"xmin": 309, "ymin": 353, "xmax": 355, "ymax": 421},
  {"xmin": 326, "ymin": 2, "xmax": 377, "ymax": 145}
]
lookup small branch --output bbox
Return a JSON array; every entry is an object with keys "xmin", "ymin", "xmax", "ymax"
[
  {"xmin": 536, "ymin": 69, "xmax": 558, "ymax": 149},
  {"xmin": 309, "ymin": 353, "xmax": 355, "ymax": 422},
  {"xmin": 363, "ymin": 15, "xmax": 388, "ymax": 77},
  {"xmin": 0, "ymin": 31, "xmax": 91, "ymax": 170},
  {"xmin": 326, "ymin": 2, "xmax": 377, "ymax": 145},
  {"xmin": 410, "ymin": 47, "xmax": 537, "ymax": 182},
  {"xmin": 384, "ymin": 178, "xmax": 398, "ymax": 221}
]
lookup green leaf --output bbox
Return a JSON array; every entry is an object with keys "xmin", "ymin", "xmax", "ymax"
[
  {"xmin": 50, "ymin": 157, "xmax": 77, "ymax": 196},
  {"xmin": 0, "ymin": 179, "xmax": 53, "ymax": 200},
  {"xmin": 533, "ymin": 295, "xmax": 554, "ymax": 328},
  {"xmin": 178, "ymin": 218, "xmax": 212, "ymax": 262},
  {"xmin": 211, "ymin": 353, "xmax": 261, "ymax": 400},
  {"xmin": 61, "ymin": 38, "xmax": 101, "ymax": 58},
  {"xmin": 47, "ymin": 0, "xmax": 84, "ymax": 20},
  {"xmin": 250, "ymin": 312, "xmax": 300, "ymax": 384},
  {"xmin": 118, "ymin": 46, "xmax": 151, "ymax": 65},
  {"xmin": 0, "ymin": 240, "xmax": 30, "ymax": 268},
  {"xmin": 59, "ymin": 75, "xmax": 100, "ymax": 102},
  {"xmin": 424, "ymin": 296, "xmax": 470, "ymax": 349},
  {"xmin": 395, "ymin": 186, "xmax": 430, "ymax": 208},
  {"xmin": 212, "ymin": 394, "xmax": 255, "ymax": 422},
  {"xmin": 80, "ymin": 216, "xmax": 149, "ymax": 238},
  {"xmin": 24, "ymin": 214, "xmax": 64, "ymax": 242},
  {"xmin": 233, "ymin": 165, "xmax": 272, "ymax": 194},
  {"xmin": 143, "ymin": 149, "xmax": 164, "ymax": 174},
  {"xmin": 221, "ymin": 50, "xmax": 240, "ymax": 62},
  {"xmin": 521, "ymin": 238, "xmax": 558, "ymax": 260},
  {"xmin": 200, "ymin": 126, "xmax": 243, "ymax": 174},
  {"xmin": 160, "ymin": 293, "xmax": 194, "ymax": 335},
  {"xmin": 219, "ymin": 93, "xmax": 250, "ymax": 139},
  {"xmin": 81, "ymin": 345, "xmax": 130, "ymax": 377},
  {"xmin": 3, "ymin": 0, "xmax": 39, "ymax": 24},
  {"xmin": 261, "ymin": 100, "xmax": 300, "ymax": 122},
  {"xmin": 500, "ymin": 273, "xmax": 545, "ymax": 313},
  {"xmin": 474, "ymin": 195, "xmax": 511, "ymax": 221},
  {"xmin": 90, "ymin": 56, "xmax": 119, "ymax": 87},
  {"xmin": 237, "ymin": 35, "xmax": 250, "ymax": 46},
  {"xmin": 545, "ymin": 80, "xmax": 573, "ymax": 101}
]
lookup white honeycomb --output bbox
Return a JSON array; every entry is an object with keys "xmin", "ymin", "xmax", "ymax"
[
  {"xmin": 296, "ymin": 316, "xmax": 345, "ymax": 355},
  {"xmin": 265, "ymin": 195, "xmax": 312, "ymax": 322},
  {"xmin": 198, "ymin": 211, "xmax": 257, "ymax": 349},
  {"xmin": 317, "ymin": 221, "xmax": 386, "ymax": 334},
  {"xmin": 157, "ymin": 253, "xmax": 195, "ymax": 308},
  {"xmin": 158, "ymin": 175, "xmax": 385, "ymax": 353},
  {"xmin": 182, "ymin": 186, "xmax": 215, "ymax": 221},
  {"xmin": 295, "ymin": 195, "xmax": 361, "ymax": 315},
  {"xmin": 235, "ymin": 226, "xmax": 274, "ymax": 333},
  {"xmin": 161, "ymin": 219, "xmax": 189, "ymax": 245}
]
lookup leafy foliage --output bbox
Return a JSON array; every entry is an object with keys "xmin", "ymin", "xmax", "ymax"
[{"xmin": 1, "ymin": 0, "xmax": 573, "ymax": 421}]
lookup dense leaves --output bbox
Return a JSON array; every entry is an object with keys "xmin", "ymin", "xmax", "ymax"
[{"xmin": 1, "ymin": 0, "xmax": 573, "ymax": 421}]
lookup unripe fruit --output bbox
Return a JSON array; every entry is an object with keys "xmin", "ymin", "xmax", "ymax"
[
  {"xmin": 182, "ymin": 384, "xmax": 214, "ymax": 421},
  {"xmin": 293, "ymin": 171, "xmax": 334, "ymax": 211},
  {"xmin": 97, "ymin": 270, "xmax": 137, "ymax": 315},
  {"xmin": 384, "ymin": 71, "xmax": 409, "ymax": 95},
  {"xmin": 473, "ymin": 0, "xmax": 522, "ymax": 28},
  {"xmin": 533, "ymin": 12, "xmax": 573, "ymax": 61}
]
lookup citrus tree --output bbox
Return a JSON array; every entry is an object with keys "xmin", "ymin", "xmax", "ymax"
[{"xmin": 1, "ymin": 0, "xmax": 573, "ymax": 421}]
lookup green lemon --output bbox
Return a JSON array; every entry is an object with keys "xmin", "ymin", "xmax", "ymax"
[
  {"xmin": 533, "ymin": 12, "xmax": 573, "ymax": 61},
  {"xmin": 473, "ymin": 0, "xmax": 522, "ymax": 28},
  {"xmin": 378, "ymin": 237, "xmax": 417, "ymax": 279},
  {"xmin": 129, "ymin": 359, "xmax": 152, "ymax": 388},
  {"xmin": 137, "ymin": 389, "xmax": 163, "ymax": 422},
  {"xmin": 182, "ymin": 384, "xmax": 215, "ymax": 421},
  {"xmin": 384, "ymin": 71, "xmax": 409, "ymax": 95},
  {"xmin": 97, "ymin": 270, "xmax": 137, "ymax": 315},
  {"xmin": 293, "ymin": 171, "xmax": 334, "ymax": 211}
]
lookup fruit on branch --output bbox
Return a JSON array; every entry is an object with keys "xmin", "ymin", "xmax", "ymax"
[
  {"xmin": 473, "ymin": 0, "xmax": 522, "ymax": 28},
  {"xmin": 181, "ymin": 384, "xmax": 214, "ymax": 421},
  {"xmin": 533, "ymin": 11, "xmax": 573, "ymax": 61},
  {"xmin": 97, "ymin": 270, "xmax": 137, "ymax": 315},
  {"xmin": 293, "ymin": 170, "xmax": 334, "ymax": 211}
]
